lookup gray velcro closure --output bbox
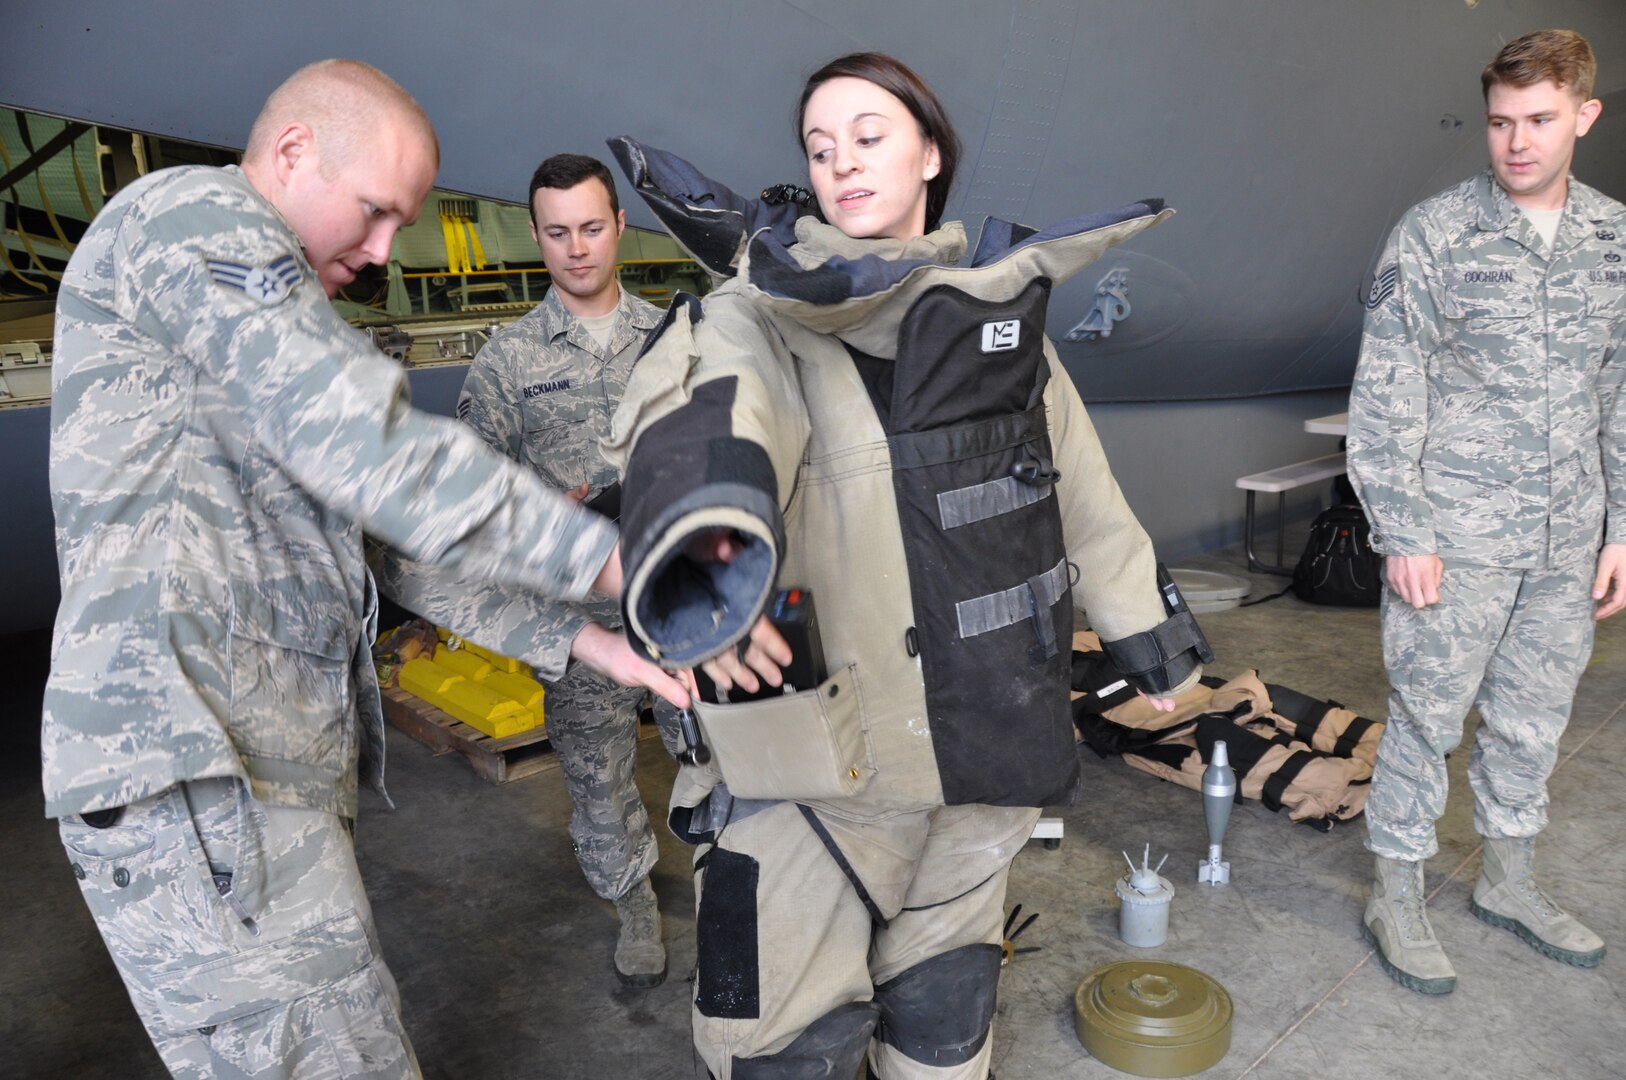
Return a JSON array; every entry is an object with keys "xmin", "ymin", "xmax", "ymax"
[
  {"xmin": 956, "ymin": 558, "xmax": 1068, "ymax": 639},
  {"xmin": 937, "ymin": 474, "xmax": 1052, "ymax": 530}
]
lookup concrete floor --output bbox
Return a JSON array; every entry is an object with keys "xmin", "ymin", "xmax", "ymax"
[{"xmin": 4, "ymin": 537, "xmax": 1623, "ymax": 1079}]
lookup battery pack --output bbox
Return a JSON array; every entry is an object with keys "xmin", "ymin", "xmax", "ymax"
[{"xmin": 696, "ymin": 588, "xmax": 826, "ymax": 704}]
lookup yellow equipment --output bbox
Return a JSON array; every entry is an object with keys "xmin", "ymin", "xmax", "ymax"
[{"xmin": 395, "ymin": 634, "xmax": 547, "ymax": 739}]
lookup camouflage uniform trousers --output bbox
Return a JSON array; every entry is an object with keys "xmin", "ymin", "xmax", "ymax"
[
  {"xmin": 1366, "ymin": 556, "xmax": 1598, "ymax": 862},
  {"xmin": 545, "ymin": 662, "xmax": 659, "ymax": 901},
  {"xmin": 59, "ymin": 777, "xmax": 419, "ymax": 1079}
]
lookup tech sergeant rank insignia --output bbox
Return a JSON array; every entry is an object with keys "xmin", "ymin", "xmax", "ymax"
[{"xmin": 205, "ymin": 253, "xmax": 303, "ymax": 304}]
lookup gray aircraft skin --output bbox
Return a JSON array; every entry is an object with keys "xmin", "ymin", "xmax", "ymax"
[{"xmin": 0, "ymin": 0, "xmax": 1622, "ymax": 633}]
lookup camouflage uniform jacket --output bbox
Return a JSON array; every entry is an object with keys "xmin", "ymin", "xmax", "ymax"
[
  {"xmin": 45, "ymin": 165, "xmax": 617, "ymax": 820},
  {"xmin": 1347, "ymin": 170, "xmax": 1626, "ymax": 567},
  {"xmin": 454, "ymin": 284, "xmax": 660, "ymax": 674},
  {"xmin": 372, "ymin": 285, "xmax": 661, "ymax": 680}
]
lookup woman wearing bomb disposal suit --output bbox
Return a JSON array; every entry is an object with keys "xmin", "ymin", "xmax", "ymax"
[{"xmin": 606, "ymin": 53, "xmax": 1209, "ymax": 1079}]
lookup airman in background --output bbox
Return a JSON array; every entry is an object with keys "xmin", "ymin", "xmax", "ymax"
[{"xmin": 379, "ymin": 153, "xmax": 677, "ymax": 987}]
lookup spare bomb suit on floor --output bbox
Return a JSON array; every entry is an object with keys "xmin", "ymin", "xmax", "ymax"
[
  {"xmin": 603, "ymin": 141, "xmax": 1209, "ymax": 1080},
  {"xmin": 1348, "ymin": 171, "xmax": 1626, "ymax": 862}
]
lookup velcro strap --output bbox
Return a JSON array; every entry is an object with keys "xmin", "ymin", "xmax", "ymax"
[
  {"xmin": 1130, "ymin": 742, "xmax": 1196, "ymax": 770},
  {"xmin": 1072, "ymin": 707, "xmax": 1198, "ymax": 757},
  {"xmin": 1291, "ymin": 705, "xmax": 1334, "ymax": 745},
  {"xmin": 1196, "ymin": 709, "xmax": 1266, "ymax": 775},
  {"xmin": 1333, "ymin": 715, "xmax": 1378, "ymax": 757},
  {"xmin": 1264, "ymin": 682, "xmax": 1330, "ymax": 739},
  {"xmin": 1028, "ymin": 570, "xmax": 1060, "ymax": 658},
  {"xmin": 937, "ymin": 474, "xmax": 1052, "ymax": 530},
  {"xmin": 1070, "ymin": 651, "xmax": 1139, "ymax": 711},
  {"xmin": 955, "ymin": 558, "xmax": 1068, "ymax": 640},
  {"xmin": 1261, "ymin": 749, "xmax": 1317, "ymax": 813},
  {"xmin": 1108, "ymin": 610, "xmax": 1210, "ymax": 674}
]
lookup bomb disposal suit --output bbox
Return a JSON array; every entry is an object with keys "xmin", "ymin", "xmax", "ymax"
[{"xmin": 602, "ymin": 140, "xmax": 1210, "ymax": 1080}]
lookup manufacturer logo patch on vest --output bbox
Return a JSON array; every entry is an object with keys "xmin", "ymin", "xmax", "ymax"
[
  {"xmin": 205, "ymin": 254, "xmax": 302, "ymax": 305},
  {"xmin": 981, "ymin": 319, "xmax": 1020, "ymax": 353},
  {"xmin": 522, "ymin": 379, "xmax": 573, "ymax": 399}
]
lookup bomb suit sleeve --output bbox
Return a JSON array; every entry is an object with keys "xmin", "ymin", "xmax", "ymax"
[
  {"xmin": 1044, "ymin": 345, "xmax": 1205, "ymax": 695},
  {"xmin": 1346, "ymin": 213, "xmax": 1445, "ymax": 557},
  {"xmin": 603, "ymin": 293, "xmax": 810, "ymax": 665}
]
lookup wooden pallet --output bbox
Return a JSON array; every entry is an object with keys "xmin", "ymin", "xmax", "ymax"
[{"xmin": 381, "ymin": 687, "xmax": 557, "ymax": 784}]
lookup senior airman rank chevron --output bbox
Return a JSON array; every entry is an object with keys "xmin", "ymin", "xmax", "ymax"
[
  {"xmin": 205, "ymin": 253, "xmax": 303, "ymax": 305},
  {"xmin": 1365, "ymin": 263, "xmax": 1397, "ymax": 310}
]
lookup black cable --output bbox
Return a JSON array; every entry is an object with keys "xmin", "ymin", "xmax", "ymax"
[{"xmin": 1239, "ymin": 583, "xmax": 1294, "ymax": 607}]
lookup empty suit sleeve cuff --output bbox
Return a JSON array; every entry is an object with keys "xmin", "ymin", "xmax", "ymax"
[
  {"xmin": 621, "ymin": 497, "xmax": 782, "ymax": 667},
  {"xmin": 617, "ymin": 370, "xmax": 787, "ymax": 666},
  {"xmin": 1100, "ymin": 609, "xmax": 1215, "ymax": 696}
]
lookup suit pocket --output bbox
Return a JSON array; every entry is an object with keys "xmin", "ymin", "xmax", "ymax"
[{"xmin": 693, "ymin": 663, "xmax": 874, "ymax": 801}]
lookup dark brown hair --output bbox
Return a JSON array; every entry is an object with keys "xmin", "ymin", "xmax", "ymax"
[
  {"xmin": 1482, "ymin": 29, "xmax": 1596, "ymax": 102},
  {"xmin": 796, "ymin": 52, "xmax": 961, "ymax": 232},
  {"xmin": 527, "ymin": 153, "xmax": 620, "ymax": 225}
]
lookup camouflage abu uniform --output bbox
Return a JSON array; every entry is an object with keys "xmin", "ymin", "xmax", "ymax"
[
  {"xmin": 1347, "ymin": 170, "xmax": 1626, "ymax": 861},
  {"xmin": 388, "ymin": 284, "xmax": 664, "ymax": 902},
  {"xmin": 47, "ymin": 164, "xmax": 616, "ymax": 1077}
]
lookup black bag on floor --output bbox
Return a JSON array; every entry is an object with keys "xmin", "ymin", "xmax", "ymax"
[{"xmin": 1291, "ymin": 504, "xmax": 1382, "ymax": 607}]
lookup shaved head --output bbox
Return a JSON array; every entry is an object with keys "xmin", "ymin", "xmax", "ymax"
[
  {"xmin": 241, "ymin": 59, "xmax": 440, "ymax": 297},
  {"xmin": 245, "ymin": 58, "xmax": 439, "ymax": 173}
]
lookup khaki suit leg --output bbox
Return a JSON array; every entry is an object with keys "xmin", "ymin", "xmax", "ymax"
[
  {"xmin": 864, "ymin": 805, "xmax": 1039, "ymax": 1080},
  {"xmin": 692, "ymin": 801, "xmax": 874, "ymax": 1078}
]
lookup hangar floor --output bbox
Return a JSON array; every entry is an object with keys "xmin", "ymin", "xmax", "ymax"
[{"xmin": 5, "ymin": 536, "xmax": 1623, "ymax": 1079}]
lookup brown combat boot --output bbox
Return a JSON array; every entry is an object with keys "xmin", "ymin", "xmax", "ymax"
[
  {"xmin": 1363, "ymin": 856, "xmax": 1457, "ymax": 994},
  {"xmin": 1470, "ymin": 836, "xmax": 1605, "ymax": 968},
  {"xmin": 613, "ymin": 876, "xmax": 667, "ymax": 988}
]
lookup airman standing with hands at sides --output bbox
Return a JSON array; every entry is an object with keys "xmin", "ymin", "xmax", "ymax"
[{"xmin": 1348, "ymin": 28, "xmax": 1625, "ymax": 996}]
